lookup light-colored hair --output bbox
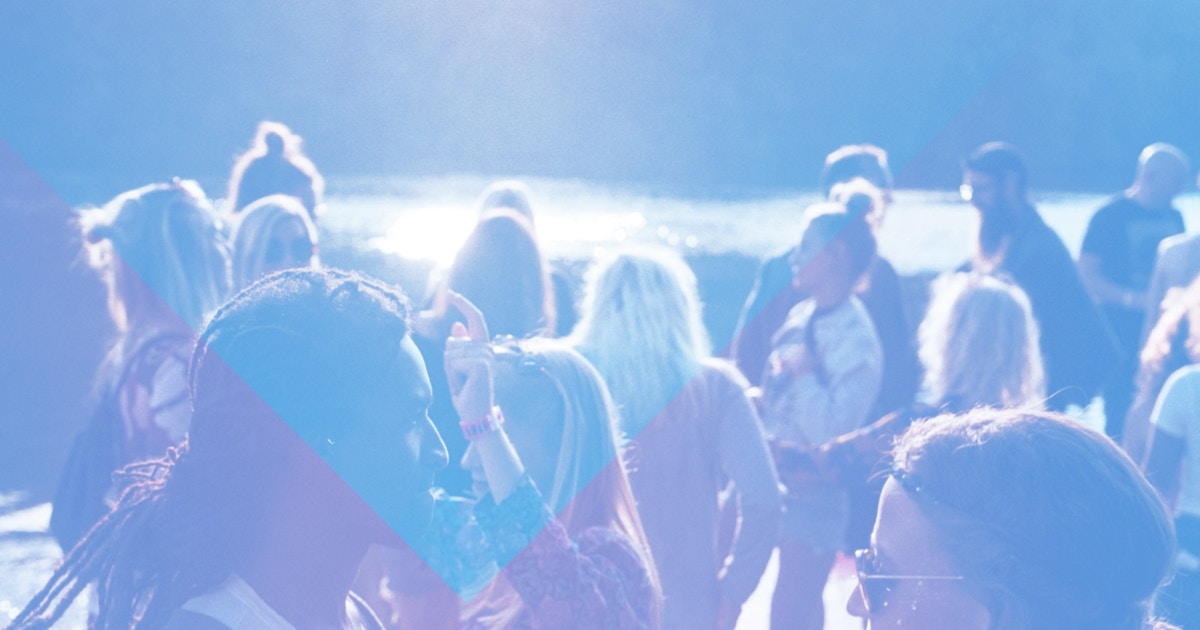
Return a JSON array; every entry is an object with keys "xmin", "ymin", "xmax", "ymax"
[
  {"xmin": 892, "ymin": 409, "xmax": 1175, "ymax": 629},
  {"xmin": 1136, "ymin": 274, "xmax": 1200, "ymax": 416},
  {"xmin": 496, "ymin": 338, "xmax": 641, "ymax": 531},
  {"xmin": 80, "ymin": 180, "xmax": 230, "ymax": 333},
  {"xmin": 918, "ymin": 273, "xmax": 1044, "ymax": 409},
  {"xmin": 231, "ymin": 194, "xmax": 320, "ymax": 290},
  {"xmin": 570, "ymin": 247, "xmax": 710, "ymax": 435},
  {"xmin": 481, "ymin": 337, "xmax": 661, "ymax": 625}
]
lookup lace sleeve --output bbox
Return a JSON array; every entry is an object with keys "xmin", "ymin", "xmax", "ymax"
[{"xmin": 473, "ymin": 478, "xmax": 656, "ymax": 629}]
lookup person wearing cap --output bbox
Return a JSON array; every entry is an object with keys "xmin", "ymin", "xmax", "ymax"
[
  {"xmin": 1078, "ymin": 143, "xmax": 1189, "ymax": 439},
  {"xmin": 960, "ymin": 141, "xmax": 1118, "ymax": 413}
]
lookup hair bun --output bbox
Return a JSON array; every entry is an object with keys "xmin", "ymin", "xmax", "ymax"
[{"xmin": 264, "ymin": 131, "xmax": 286, "ymax": 154}]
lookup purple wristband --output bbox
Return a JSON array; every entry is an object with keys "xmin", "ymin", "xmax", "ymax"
[{"xmin": 460, "ymin": 406, "xmax": 505, "ymax": 440}]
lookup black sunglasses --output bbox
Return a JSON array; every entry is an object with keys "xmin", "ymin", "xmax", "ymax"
[{"xmin": 854, "ymin": 547, "xmax": 964, "ymax": 615}]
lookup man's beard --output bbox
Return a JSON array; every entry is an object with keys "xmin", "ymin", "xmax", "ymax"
[{"xmin": 979, "ymin": 204, "xmax": 1021, "ymax": 257}]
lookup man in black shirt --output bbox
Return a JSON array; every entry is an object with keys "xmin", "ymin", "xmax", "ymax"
[
  {"xmin": 961, "ymin": 142, "xmax": 1119, "ymax": 414},
  {"xmin": 1078, "ymin": 143, "xmax": 1190, "ymax": 438}
]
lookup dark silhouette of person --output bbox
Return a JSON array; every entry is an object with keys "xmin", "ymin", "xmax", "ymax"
[
  {"xmin": 1078, "ymin": 143, "xmax": 1189, "ymax": 439},
  {"xmin": 227, "ymin": 121, "xmax": 325, "ymax": 221},
  {"xmin": 960, "ymin": 142, "xmax": 1119, "ymax": 412}
]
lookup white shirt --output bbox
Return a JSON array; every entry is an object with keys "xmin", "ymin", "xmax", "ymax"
[
  {"xmin": 1152, "ymin": 364, "xmax": 1200, "ymax": 517},
  {"xmin": 1142, "ymin": 232, "xmax": 1200, "ymax": 344},
  {"xmin": 179, "ymin": 575, "xmax": 377, "ymax": 630},
  {"xmin": 181, "ymin": 575, "xmax": 295, "ymax": 630},
  {"xmin": 760, "ymin": 297, "xmax": 883, "ymax": 445}
]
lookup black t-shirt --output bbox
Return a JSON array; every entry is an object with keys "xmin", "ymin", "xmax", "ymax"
[{"xmin": 1080, "ymin": 196, "xmax": 1185, "ymax": 290}]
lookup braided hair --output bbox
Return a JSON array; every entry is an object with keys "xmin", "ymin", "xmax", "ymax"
[{"xmin": 13, "ymin": 269, "xmax": 413, "ymax": 628}]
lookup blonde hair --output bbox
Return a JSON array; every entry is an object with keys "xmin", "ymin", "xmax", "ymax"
[
  {"xmin": 80, "ymin": 180, "xmax": 230, "ymax": 332},
  {"xmin": 475, "ymin": 337, "xmax": 661, "ymax": 626},
  {"xmin": 570, "ymin": 247, "xmax": 710, "ymax": 435},
  {"xmin": 919, "ymin": 273, "xmax": 1044, "ymax": 409},
  {"xmin": 230, "ymin": 194, "xmax": 319, "ymax": 290}
]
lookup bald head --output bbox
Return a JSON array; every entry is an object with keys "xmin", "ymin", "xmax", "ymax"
[{"xmin": 1132, "ymin": 143, "xmax": 1190, "ymax": 208}]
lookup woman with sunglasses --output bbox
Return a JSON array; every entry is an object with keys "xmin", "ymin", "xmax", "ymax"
[
  {"xmin": 824, "ymin": 272, "xmax": 1045, "ymax": 555},
  {"xmin": 849, "ymin": 408, "xmax": 1176, "ymax": 629},
  {"xmin": 230, "ymin": 194, "xmax": 320, "ymax": 290},
  {"xmin": 379, "ymin": 292, "xmax": 661, "ymax": 629}
]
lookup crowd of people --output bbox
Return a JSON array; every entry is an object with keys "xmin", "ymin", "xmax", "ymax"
[{"xmin": 9, "ymin": 122, "xmax": 1200, "ymax": 629}]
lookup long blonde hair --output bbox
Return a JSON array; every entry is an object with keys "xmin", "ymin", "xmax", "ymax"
[
  {"xmin": 230, "ymin": 194, "xmax": 319, "ymax": 290},
  {"xmin": 918, "ymin": 272, "xmax": 1044, "ymax": 409},
  {"xmin": 80, "ymin": 180, "xmax": 230, "ymax": 333},
  {"xmin": 570, "ymin": 247, "xmax": 709, "ymax": 436},
  {"xmin": 474, "ymin": 337, "xmax": 661, "ymax": 626}
]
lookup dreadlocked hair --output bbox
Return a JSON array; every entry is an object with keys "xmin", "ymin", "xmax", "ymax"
[{"xmin": 12, "ymin": 269, "xmax": 413, "ymax": 628}]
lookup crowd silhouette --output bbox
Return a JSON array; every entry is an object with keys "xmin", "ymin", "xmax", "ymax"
[{"xmin": 10, "ymin": 123, "xmax": 1200, "ymax": 629}]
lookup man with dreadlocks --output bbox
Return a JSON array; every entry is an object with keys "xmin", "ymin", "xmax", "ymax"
[{"xmin": 13, "ymin": 269, "xmax": 449, "ymax": 629}]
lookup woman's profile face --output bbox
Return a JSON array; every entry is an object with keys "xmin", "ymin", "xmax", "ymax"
[
  {"xmin": 789, "ymin": 225, "xmax": 844, "ymax": 294},
  {"xmin": 847, "ymin": 477, "xmax": 990, "ymax": 629}
]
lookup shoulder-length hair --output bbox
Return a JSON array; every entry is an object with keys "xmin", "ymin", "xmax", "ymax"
[
  {"xmin": 570, "ymin": 246, "xmax": 709, "ymax": 435},
  {"xmin": 231, "ymin": 194, "xmax": 319, "ymax": 290},
  {"xmin": 80, "ymin": 179, "xmax": 231, "ymax": 333},
  {"xmin": 918, "ymin": 272, "xmax": 1044, "ymax": 409},
  {"xmin": 482, "ymin": 336, "xmax": 660, "ymax": 625}
]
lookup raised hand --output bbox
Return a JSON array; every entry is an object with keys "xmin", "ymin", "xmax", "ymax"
[
  {"xmin": 443, "ymin": 291, "xmax": 494, "ymax": 423},
  {"xmin": 443, "ymin": 291, "xmax": 525, "ymax": 503}
]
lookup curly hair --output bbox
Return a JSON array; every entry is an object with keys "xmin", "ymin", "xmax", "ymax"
[
  {"xmin": 918, "ymin": 272, "xmax": 1044, "ymax": 409},
  {"xmin": 13, "ymin": 269, "xmax": 414, "ymax": 628}
]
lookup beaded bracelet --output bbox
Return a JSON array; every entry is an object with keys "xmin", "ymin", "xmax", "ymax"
[{"xmin": 460, "ymin": 405, "xmax": 505, "ymax": 440}]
